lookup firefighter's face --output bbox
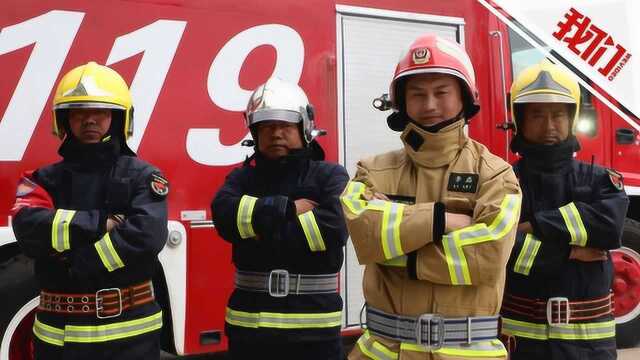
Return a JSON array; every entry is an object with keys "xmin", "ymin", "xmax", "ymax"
[
  {"xmin": 68, "ymin": 108, "xmax": 112, "ymax": 144},
  {"xmin": 256, "ymin": 120, "xmax": 303, "ymax": 159},
  {"xmin": 405, "ymin": 73, "xmax": 464, "ymax": 126},
  {"xmin": 521, "ymin": 103, "xmax": 571, "ymax": 145}
]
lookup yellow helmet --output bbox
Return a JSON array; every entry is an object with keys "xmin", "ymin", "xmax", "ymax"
[
  {"xmin": 52, "ymin": 62, "xmax": 133, "ymax": 140},
  {"xmin": 510, "ymin": 59, "xmax": 581, "ymax": 135}
]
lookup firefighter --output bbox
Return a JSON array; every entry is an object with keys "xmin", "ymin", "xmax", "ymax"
[
  {"xmin": 500, "ymin": 60, "xmax": 629, "ymax": 359},
  {"xmin": 211, "ymin": 78, "xmax": 349, "ymax": 360},
  {"xmin": 342, "ymin": 34, "xmax": 522, "ymax": 359},
  {"xmin": 10, "ymin": 62, "xmax": 168, "ymax": 359}
]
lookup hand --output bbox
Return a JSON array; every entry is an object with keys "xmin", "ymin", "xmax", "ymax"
[
  {"xmin": 517, "ymin": 222, "xmax": 533, "ymax": 234},
  {"xmin": 294, "ymin": 198, "xmax": 319, "ymax": 215},
  {"xmin": 106, "ymin": 214, "xmax": 125, "ymax": 232},
  {"xmin": 569, "ymin": 246, "xmax": 608, "ymax": 262},
  {"xmin": 445, "ymin": 212, "xmax": 472, "ymax": 232}
]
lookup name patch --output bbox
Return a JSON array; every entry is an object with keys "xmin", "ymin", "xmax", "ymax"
[{"xmin": 447, "ymin": 173, "xmax": 479, "ymax": 193}]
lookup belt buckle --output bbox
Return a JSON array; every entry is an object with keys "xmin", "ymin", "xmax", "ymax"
[
  {"xmin": 96, "ymin": 287, "xmax": 122, "ymax": 319},
  {"xmin": 546, "ymin": 297, "xmax": 570, "ymax": 325},
  {"xmin": 268, "ymin": 269, "xmax": 290, "ymax": 298},
  {"xmin": 415, "ymin": 314, "xmax": 444, "ymax": 350}
]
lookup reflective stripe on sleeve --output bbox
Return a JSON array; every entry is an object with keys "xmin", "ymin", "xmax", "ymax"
[
  {"xmin": 225, "ymin": 307, "xmax": 341, "ymax": 329},
  {"xmin": 501, "ymin": 317, "xmax": 615, "ymax": 340},
  {"xmin": 298, "ymin": 210, "xmax": 326, "ymax": 251},
  {"xmin": 356, "ymin": 330, "xmax": 398, "ymax": 360},
  {"xmin": 341, "ymin": 181, "xmax": 367, "ymax": 215},
  {"xmin": 237, "ymin": 195, "xmax": 258, "ymax": 239},
  {"xmin": 33, "ymin": 312, "xmax": 162, "ymax": 345},
  {"xmin": 559, "ymin": 202, "xmax": 588, "ymax": 247},
  {"xmin": 380, "ymin": 201, "xmax": 405, "ymax": 260},
  {"xmin": 94, "ymin": 233, "xmax": 124, "ymax": 272},
  {"xmin": 401, "ymin": 339, "xmax": 507, "ymax": 357},
  {"xmin": 443, "ymin": 194, "xmax": 521, "ymax": 285},
  {"xmin": 513, "ymin": 233, "xmax": 542, "ymax": 276},
  {"xmin": 51, "ymin": 209, "xmax": 76, "ymax": 252}
]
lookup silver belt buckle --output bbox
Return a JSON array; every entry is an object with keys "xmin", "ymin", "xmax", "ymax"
[
  {"xmin": 268, "ymin": 269, "xmax": 290, "ymax": 297},
  {"xmin": 96, "ymin": 287, "xmax": 122, "ymax": 319},
  {"xmin": 415, "ymin": 314, "xmax": 444, "ymax": 350},
  {"xmin": 546, "ymin": 297, "xmax": 570, "ymax": 325}
]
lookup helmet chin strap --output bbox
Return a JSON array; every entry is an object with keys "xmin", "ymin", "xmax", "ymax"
[{"xmin": 409, "ymin": 110, "xmax": 465, "ymax": 133}]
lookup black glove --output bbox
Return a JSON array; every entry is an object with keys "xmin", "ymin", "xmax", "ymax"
[{"xmin": 252, "ymin": 195, "xmax": 295, "ymax": 246}]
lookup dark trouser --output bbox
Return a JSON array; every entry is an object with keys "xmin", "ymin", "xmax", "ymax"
[
  {"xmin": 34, "ymin": 330, "xmax": 160, "ymax": 360},
  {"xmin": 228, "ymin": 337, "xmax": 344, "ymax": 360},
  {"xmin": 511, "ymin": 336, "xmax": 616, "ymax": 360}
]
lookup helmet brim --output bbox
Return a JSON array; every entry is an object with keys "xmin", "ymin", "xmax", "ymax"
[{"xmin": 514, "ymin": 93, "xmax": 576, "ymax": 104}]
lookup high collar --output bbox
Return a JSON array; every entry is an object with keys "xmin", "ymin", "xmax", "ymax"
[
  {"xmin": 58, "ymin": 135, "xmax": 121, "ymax": 170},
  {"xmin": 511, "ymin": 136, "xmax": 579, "ymax": 174},
  {"xmin": 400, "ymin": 119, "xmax": 467, "ymax": 168}
]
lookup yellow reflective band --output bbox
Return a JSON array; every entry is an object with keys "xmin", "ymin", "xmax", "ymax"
[
  {"xmin": 33, "ymin": 312, "xmax": 162, "ymax": 345},
  {"xmin": 513, "ymin": 233, "xmax": 542, "ymax": 276},
  {"xmin": 443, "ymin": 194, "xmax": 521, "ymax": 285},
  {"xmin": 298, "ymin": 210, "xmax": 326, "ymax": 252},
  {"xmin": 501, "ymin": 318, "xmax": 548, "ymax": 340},
  {"xmin": 357, "ymin": 330, "xmax": 398, "ymax": 360},
  {"xmin": 225, "ymin": 307, "xmax": 341, "ymax": 329},
  {"xmin": 33, "ymin": 316, "xmax": 65, "ymax": 346},
  {"xmin": 502, "ymin": 318, "xmax": 615, "ymax": 341},
  {"xmin": 400, "ymin": 339, "xmax": 507, "ymax": 357},
  {"xmin": 559, "ymin": 202, "xmax": 588, "ymax": 247},
  {"xmin": 380, "ymin": 255, "xmax": 407, "ymax": 267},
  {"xmin": 237, "ymin": 195, "xmax": 258, "ymax": 239},
  {"xmin": 94, "ymin": 233, "xmax": 124, "ymax": 272},
  {"xmin": 380, "ymin": 201, "xmax": 405, "ymax": 260},
  {"xmin": 549, "ymin": 320, "xmax": 616, "ymax": 340},
  {"xmin": 340, "ymin": 181, "xmax": 367, "ymax": 215},
  {"xmin": 51, "ymin": 209, "xmax": 76, "ymax": 252}
]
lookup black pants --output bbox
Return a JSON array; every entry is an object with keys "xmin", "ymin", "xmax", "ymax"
[
  {"xmin": 511, "ymin": 336, "xmax": 616, "ymax": 360},
  {"xmin": 228, "ymin": 338, "xmax": 344, "ymax": 360},
  {"xmin": 34, "ymin": 330, "xmax": 160, "ymax": 360}
]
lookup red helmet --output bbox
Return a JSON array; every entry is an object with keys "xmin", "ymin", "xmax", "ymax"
[{"xmin": 387, "ymin": 34, "xmax": 480, "ymax": 128}]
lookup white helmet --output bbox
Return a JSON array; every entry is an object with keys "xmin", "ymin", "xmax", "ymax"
[{"xmin": 245, "ymin": 77, "xmax": 324, "ymax": 144}]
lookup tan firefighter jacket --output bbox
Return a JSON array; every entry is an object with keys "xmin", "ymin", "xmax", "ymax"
[{"xmin": 342, "ymin": 120, "xmax": 522, "ymax": 360}]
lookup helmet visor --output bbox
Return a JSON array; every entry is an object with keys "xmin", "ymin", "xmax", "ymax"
[
  {"xmin": 54, "ymin": 101, "xmax": 126, "ymax": 111},
  {"xmin": 514, "ymin": 93, "xmax": 576, "ymax": 104},
  {"xmin": 248, "ymin": 109, "xmax": 301, "ymax": 126}
]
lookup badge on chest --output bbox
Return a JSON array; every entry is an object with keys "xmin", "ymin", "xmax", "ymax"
[{"xmin": 447, "ymin": 173, "xmax": 479, "ymax": 194}]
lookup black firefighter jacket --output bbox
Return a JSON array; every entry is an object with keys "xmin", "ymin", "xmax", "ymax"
[
  {"xmin": 11, "ymin": 149, "xmax": 168, "ymax": 352},
  {"xmin": 212, "ymin": 150, "xmax": 349, "ymax": 344},
  {"xmin": 502, "ymin": 155, "xmax": 629, "ymax": 341}
]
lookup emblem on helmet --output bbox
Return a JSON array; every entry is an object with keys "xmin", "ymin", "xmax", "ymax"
[{"xmin": 412, "ymin": 48, "xmax": 430, "ymax": 64}]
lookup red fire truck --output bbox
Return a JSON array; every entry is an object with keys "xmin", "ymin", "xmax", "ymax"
[{"xmin": 1, "ymin": 0, "xmax": 639, "ymax": 358}]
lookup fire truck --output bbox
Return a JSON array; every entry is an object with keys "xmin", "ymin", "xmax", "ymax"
[{"xmin": 1, "ymin": 0, "xmax": 639, "ymax": 358}]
